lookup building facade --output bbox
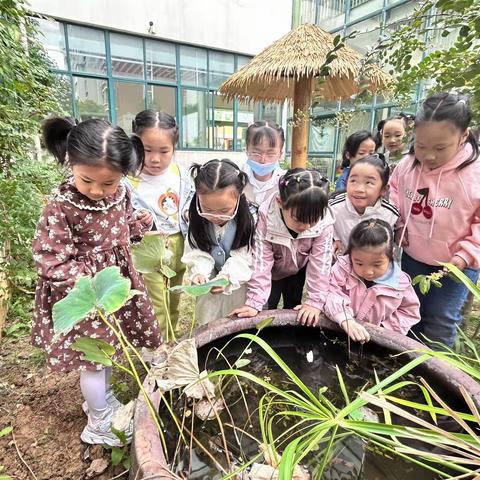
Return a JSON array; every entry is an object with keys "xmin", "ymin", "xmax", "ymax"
[{"xmin": 29, "ymin": 0, "xmax": 292, "ymax": 165}]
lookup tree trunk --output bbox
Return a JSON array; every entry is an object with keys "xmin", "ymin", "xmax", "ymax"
[{"xmin": 291, "ymin": 75, "xmax": 313, "ymax": 169}]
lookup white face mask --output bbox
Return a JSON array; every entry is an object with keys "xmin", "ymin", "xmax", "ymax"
[{"xmin": 196, "ymin": 197, "xmax": 239, "ymax": 222}]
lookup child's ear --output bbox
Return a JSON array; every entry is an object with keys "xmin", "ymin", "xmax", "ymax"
[
  {"xmin": 460, "ymin": 128, "xmax": 470, "ymax": 145},
  {"xmin": 381, "ymin": 184, "xmax": 390, "ymax": 198},
  {"xmin": 275, "ymin": 195, "xmax": 282, "ymax": 207},
  {"xmin": 345, "ymin": 152, "xmax": 351, "ymax": 160}
]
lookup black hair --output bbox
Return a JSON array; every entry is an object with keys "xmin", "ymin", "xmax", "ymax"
[
  {"xmin": 188, "ymin": 159, "xmax": 255, "ymax": 252},
  {"xmin": 132, "ymin": 109, "xmax": 179, "ymax": 147},
  {"xmin": 376, "ymin": 112, "xmax": 414, "ymax": 148},
  {"xmin": 411, "ymin": 92, "xmax": 479, "ymax": 170},
  {"xmin": 346, "ymin": 218, "xmax": 394, "ymax": 261},
  {"xmin": 278, "ymin": 168, "xmax": 329, "ymax": 225},
  {"xmin": 341, "ymin": 130, "xmax": 378, "ymax": 169},
  {"xmin": 246, "ymin": 121, "xmax": 285, "ymax": 149},
  {"xmin": 347, "ymin": 154, "xmax": 389, "ymax": 188},
  {"xmin": 42, "ymin": 117, "xmax": 144, "ymax": 175}
]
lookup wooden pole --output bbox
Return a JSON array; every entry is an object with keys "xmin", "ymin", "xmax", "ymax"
[{"xmin": 291, "ymin": 75, "xmax": 313, "ymax": 169}]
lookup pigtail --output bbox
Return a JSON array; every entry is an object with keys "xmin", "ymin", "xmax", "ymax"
[
  {"xmin": 376, "ymin": 119, "xmax": 386, "ymax": 148},
  {"xmin": 129, "ymin": 134, "xmax": 145, "ymax": 175},
  {"xmin": 42, "ymin": 117, "xmax": 77, "ymax": 165}
]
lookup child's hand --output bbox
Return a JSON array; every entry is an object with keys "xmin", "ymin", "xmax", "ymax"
[
  {"xmin": 210, "ymin": 275, "xmax": 229, "ymax": 295},
  {"xmin": 341, "ymin": 319, "xmax": 370, "ymax": 343},
  {"xmin": 294, "ymin": 304, "xmax": 320, "ymax": 327},
  {"xmin": 191, "ymin": 274, "xmax": 207, "ymax": 285},
  {"xmin": 446, "ymin": 255, "xmax": 468, "ymax": 272},
  {"xmin": 229, "ymin": 305, "xmax": 259, "ymax": 318},
  {"xmin": 136, "ymin": 209, "xmax": 153, "ymax": 227},
  {"xmin": 332, "ymin": 240, "xmax": 345, "ymax": 258}
]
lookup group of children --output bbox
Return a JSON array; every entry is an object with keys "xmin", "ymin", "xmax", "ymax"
[{"xmin": 31, "ymin": 92, "xmax": 480, "ymax": 446}]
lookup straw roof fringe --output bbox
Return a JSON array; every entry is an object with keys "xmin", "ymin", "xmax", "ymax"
[{"xmin": 219, "ymin": 23, "xmax": 391, "ymax": 103}]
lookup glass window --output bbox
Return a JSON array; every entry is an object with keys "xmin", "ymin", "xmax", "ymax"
[
  {"xmin": 348, "ymin": 0, "xmax": 383, "ymax": 23},
  {"xmin": 181, "ymin": 89, "xmax": 209, "ymax": 148},
  {"xmin": 180, "ymin": 46, "xmax": 207, "ymax": 87},
  {"xmin": 309, "ymin": 123, "xmax": 336, "ymax": 152},
  {"xmin": 346, "ymin": 14, "xmax": 382, "ymax": 56},
  {"xmin": 146, "ymin": 85, "xmax": 176, "ymax": 117},
  {"xmin": 146, "ymin": 40, "xmax": 176, "ymax": 82},
  {"xmin": 237, "ymin": 100, "xmax": 255, "ymax": 150},
  {"xmin": 73, "ymin": 76, "xmax": 109, "ymax": 121},
  {"xmin": 259, "ymin": 103, "xmax": 283, "ymax": 125},
  {"xmin": 54, "ymin": 74, "xmax": 73, "ymax": 115},
  {"xmin": 236, "ymin": 55, "xmax": 250, "ymax": 70},
  {"xmin": 67, "ymin": 25, "xmax": 106, "ymax": 74},
  {"xmin": 308, "ymin": 156, "xmax": 335, "ymax": 179},
  {"xmin": 35, "ymin": 18, "xmax": 67, "ymax": 70},
  {"xmin": 209, "ymin": 51, "xmax": 234, "ymax": 89},
  {"xmin": 299, "ymin": 0, "xmax": 317, "ymax": 25},
  {"xmin": 114, "ymin": 82, "xmax": 145, "ymax": 133},
  {"xmin": 110, "ymin": 33, "xmax": 144, "ymax": 79},
  {"xmin": 317, "ymin": 0, "xmax": 345, "ymax": 30},
  {"xmin": 213, "ymin": 95, "xmax": 234, "ymax": 150}
]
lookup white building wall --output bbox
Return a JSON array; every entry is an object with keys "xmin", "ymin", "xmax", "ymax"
[{"xmin": 28, "ymin": 0, "xmax": 293, "ymax": 55}]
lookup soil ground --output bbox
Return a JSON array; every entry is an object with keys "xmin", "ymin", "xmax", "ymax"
[{"xmin": 0, "ymin": 293, "xmax": 478, "ymax": 480}]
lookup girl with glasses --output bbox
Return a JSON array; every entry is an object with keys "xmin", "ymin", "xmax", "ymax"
[
  {"xmin": 243, "ymin": 121, "xmax": 286, "ymax": 205},
  {"xmin": 181, "ymin": 159, "xmax": 256, "ymax": 325}
]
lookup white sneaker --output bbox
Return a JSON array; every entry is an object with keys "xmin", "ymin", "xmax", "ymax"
[
  {"xmin": 82, "ymin": 390, "xmax": 123, "ymax": 415},
  {"xmin": 80, "ymin": 406, "xmax": 132, "ymax": 447}
]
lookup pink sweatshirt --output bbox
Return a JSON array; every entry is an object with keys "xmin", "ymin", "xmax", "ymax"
[
  {"xmin": 390, "ymin": 144, "xmax": 480, "ymax": 268},
  {"xmin": 245, "ymin": 193, "xmax": 334, "ymax": 311},
  {"xmin": 325, "ymin": 256, "xmax": 420, "ymax": 335}
]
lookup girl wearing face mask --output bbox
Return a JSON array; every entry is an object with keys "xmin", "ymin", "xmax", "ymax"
[
  {"xmin": 231, "ymin": 169, "xmax": 334, "ymax": 327},
  {"xmin": 181, "ymin": 159, "xmax": 256, "ymax": 326},
  {"xmin": 390, "ymin": 93, "xmax": 480, "ymax": 348},
  {"xmin": 243, "ymin": 121, "xmax": 285, "ymax": 205}
]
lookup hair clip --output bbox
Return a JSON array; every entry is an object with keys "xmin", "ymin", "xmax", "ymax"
[
  {"xmin": 295, "ymin": 176, "xmax": 301, "ymax": 183},
  {"xmin": 367, "ymin": 220, "xmax": 377, "ymax": 229},
  {"xmin": 457, "ymin": 98, "xmax": 467, "ymax": 105}
]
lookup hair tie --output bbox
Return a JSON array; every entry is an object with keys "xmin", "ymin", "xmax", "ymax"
[
  {"xmin": 458, "ymin": 98, "xmax": 466, "ymax": 105},
  {"xmin": 367, "ymin": 220, "xmax": 377, "ymax": 229},
  {"xmin": 295, "ymin": 176, "xmax": 301, "ymax": 183}
]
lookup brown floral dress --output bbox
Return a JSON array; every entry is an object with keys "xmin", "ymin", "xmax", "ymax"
[{"xmin": 31, "ymin": 180, "xmax": 162, "ymax": 372}]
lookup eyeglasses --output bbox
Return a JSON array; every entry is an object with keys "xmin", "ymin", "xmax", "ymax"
[
  {"xmin": 196, "ymin": 196, "xmax": 239, "ymax": 222},
  {"xmin": 246, "ymin": 150, "xmax": 281, "ymax": 162}
]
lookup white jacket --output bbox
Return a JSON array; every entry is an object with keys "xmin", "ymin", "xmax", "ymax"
[{"xmin": 329, "ymin": 193, "xmax": 399, "ymax": 247}]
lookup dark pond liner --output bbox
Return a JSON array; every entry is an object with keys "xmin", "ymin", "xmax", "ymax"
[{"xmin": 130, "ymin": 311, "xmax": 480, "ymax": 480}]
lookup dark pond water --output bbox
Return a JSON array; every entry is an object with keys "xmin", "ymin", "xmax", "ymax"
[{"xmin": 161, "ymin": 326, "xmax": 467, "ymax": 479}]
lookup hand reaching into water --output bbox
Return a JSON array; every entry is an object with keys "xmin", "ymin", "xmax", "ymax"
[{"xmin": 340, "ymin": 319, "xmax": 370, "ymax": 343}]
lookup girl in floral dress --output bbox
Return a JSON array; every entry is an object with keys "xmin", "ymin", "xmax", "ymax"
[{"xmin": 32, "ymin": 117, "xmax": 162, "ymax": 446}]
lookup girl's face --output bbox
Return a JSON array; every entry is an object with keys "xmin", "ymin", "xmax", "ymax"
[
  {"xmin": 278, "ymin": 200, "xmax": 315, "ymax": 234},
  {"xmin": 382, "ymin": 119, "xmax": 406, "ymax": 154},
  {"xmin": 72, "ymin": 164, "xmax": 122, "ymax": 201},
  {"xmin": 141, "ymin": 128, "xmax": 175, "ymax": 176},
  {"xmin": 347, "ymin": 163, "xmax": 385, "ymax": 214},
  {"xmin": 246, "ymin": 136, "xmax": 283, "ymax": 180},
  {"xmin": 348, "ymin": 138, "xmax": 377, "ymax": 165},
  {"xmin": 197, "ymin": 186, "xmax": 239, "ymax": 226},
  {"xmin": 351, "ymin": 245, "xmax": 390, "ymax": 282},
  {"xmin": 413, "ymin": 120, "xmax": 469, "ymax": 171}
]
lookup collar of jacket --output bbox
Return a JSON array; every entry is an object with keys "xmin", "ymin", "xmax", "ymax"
[
  {"xmin": 345, "ymin": 195, "xmax": 383, "ymax": 217},
  {"xmin": 264, "ymin": 193, "xmax": 334, "ymax": 246}
]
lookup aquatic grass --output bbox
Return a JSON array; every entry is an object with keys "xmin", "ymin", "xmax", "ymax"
[{"xmin": 206, "ymin": 333, "xmax": 480, "ymax": 479}]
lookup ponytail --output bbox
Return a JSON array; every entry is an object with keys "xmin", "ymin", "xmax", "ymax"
[
  {"xmin": 129, "ymin": 134, "xmax": 145, "ymax": 176},
  {"xmin": 42, "ymin": 117, "xmax": 77, "ymax": 165}
]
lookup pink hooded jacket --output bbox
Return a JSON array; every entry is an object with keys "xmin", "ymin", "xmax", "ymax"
[
  {"xmin": 390, "ymin": 143, "xmax": 480, "ymax": 268},
  {"xmin": 245, "ymin": 192, "xmax": 334, "ymax": 311},
  {"xmin": 325, "ymin": 256, "xmax": 420, "ymax": 335}
]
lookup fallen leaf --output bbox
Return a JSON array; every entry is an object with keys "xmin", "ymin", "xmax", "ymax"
[
  {"xmin": 194, "ymin": 397, "xmax": 225, "ymax": 421},
  {"xmin": 111, "ymin": 401, "xmax": 135, "ymax": 433},
  {"xmin": 85, "ymin": 458, "xmax": 109, "ymax": 478}
]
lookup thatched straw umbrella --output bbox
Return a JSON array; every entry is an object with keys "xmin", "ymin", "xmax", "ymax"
[{"xmin": 219, "ymin": 23, "xmax": 390, "ymax": 168}]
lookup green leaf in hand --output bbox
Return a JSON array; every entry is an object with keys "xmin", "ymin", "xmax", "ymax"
[
  {"xmin": 53, "ymin": 276, "xmax": 96, "ymax": 334},
  {"xmin": 132, "ymin": 235, "xmax": 175, "ymax": 277},
  {"xmin": 71, "ymin": 337, "xmax": 115, "ymax": 366},
  {"xmin": 170, "ymin": 277, "xmax": 229, "ymax": 298}
]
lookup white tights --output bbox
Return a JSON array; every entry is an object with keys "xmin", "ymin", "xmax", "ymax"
[{"xmin": 80, "ymin": 367, "xmax": 113, "ymax": 418}]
